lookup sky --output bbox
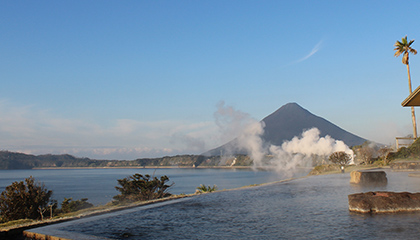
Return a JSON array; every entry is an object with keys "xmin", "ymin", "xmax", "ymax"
[{"xmin": 1, "ymin": 0, "xmax": 420, "ymax": 160}]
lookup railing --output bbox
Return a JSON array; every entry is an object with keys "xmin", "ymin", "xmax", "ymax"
[{"xmin": 395, "ymin": 137, "xmax": 416, "ymax": 149}]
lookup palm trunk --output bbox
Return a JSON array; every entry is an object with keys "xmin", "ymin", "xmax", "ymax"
[
  {"xmin": 407, "ymin": 63, "xmax": 418, "ymax": 138},
  {"xmin": 411, "ymin": 106, "xmax": 417, "ymax": 138}
]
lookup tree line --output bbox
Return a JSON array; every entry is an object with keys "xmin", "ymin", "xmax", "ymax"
[
  {"xmin": 0, "ymin": 173, "xmax": 174, "ymax": 223},
  {"xmin": 0, "ymin": 151, "xmax": 251, "ymax": 170}
]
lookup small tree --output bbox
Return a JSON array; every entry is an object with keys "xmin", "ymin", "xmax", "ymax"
[
  {"xmin": 0, "ymin": 176, "xmax": 53, "ymax": 222},
  {"xmin": 113, "ymin": 174, "xmax": 173, "ymax": 204},
  {"xmin": 328, "ymin": 151, "xmax": 351, "ymax": 167},
  {"xmin": 358, "ymin": 146, "xmax": 375, "ymax": 165}
]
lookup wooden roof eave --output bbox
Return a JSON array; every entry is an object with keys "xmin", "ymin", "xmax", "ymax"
[{"xmin": 402, "ymin": 85, "xmax": 420, "ymax": 107}]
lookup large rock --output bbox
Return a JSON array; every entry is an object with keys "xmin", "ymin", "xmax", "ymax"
[
  {"xmin": 348, "ymin": 191, "xmax": 420, "ymax": 213},
  {"xmin": 350, "ymin": 170, "xmax": 387, "ymax": 185}
]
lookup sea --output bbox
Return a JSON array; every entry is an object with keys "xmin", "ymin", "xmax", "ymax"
[
  {"xmin": 4, "ymin": 168, "xmax": 420, "ymax": 239},
  {"xmin": 0, "ymin": 168, "xmax": 299, "ymax": 206}
]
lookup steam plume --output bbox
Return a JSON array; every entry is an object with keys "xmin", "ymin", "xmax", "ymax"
[{"xmin": 214, "ymin": 103, "xmax": 354, "ymax": 175}]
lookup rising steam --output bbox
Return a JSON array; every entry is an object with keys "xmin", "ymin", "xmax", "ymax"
[{"xmin": 214, "ymin": 103, "xmax": 354, "ymax": 175}]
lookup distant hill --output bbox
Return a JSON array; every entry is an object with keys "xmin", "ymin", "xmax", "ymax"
[
  {"xmin": 0, "ymin": 151, "xmax": 101, "ymax": 169},
  {"xmin": 0, "ymin": 151, "xmax": 244, "ymax": 170},
  {"xmin": 204, "ymin": 102, "xmax": 367, "ymax": 156}
]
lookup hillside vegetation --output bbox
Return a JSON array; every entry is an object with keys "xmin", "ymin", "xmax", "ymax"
[
  {"xmin": 388, "ymin": 138, "xmax": 420, "ymax": 161},
  {"xmin": 0, "ymin": 151, "xmax": 252, "ymax": 170}
]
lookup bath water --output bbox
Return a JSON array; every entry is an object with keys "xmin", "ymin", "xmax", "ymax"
[{"xmin": 27, "ymin": 170, "xmax": 420, "ymax": 239}]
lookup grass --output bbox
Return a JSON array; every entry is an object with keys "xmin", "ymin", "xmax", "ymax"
[
  {"xmin": 0, "ymin": 219, "xmax": 34, "ymax": 229},
  {"xmin": 389, "ymin": 158, "xmax": 420, "ymax": 162}
]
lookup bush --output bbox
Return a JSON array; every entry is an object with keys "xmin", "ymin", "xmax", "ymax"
[
  {"xmin": 0, "ymin": 176, "xmax": 54, "ymax": 222},
  {"xmin": 388, "ymin": 138, "xmax": 420, "ymax": 161},
  {"xmin": 60, "ymin": 198, "xmax": 94, "ymax": 213},
  {"xmin": 389, "ymin": 147, "xmax": 411, "ymax": 160},
  {"xmin": 113, "ymin": 174, "xmax": 173, "ymax": 204},
  {"xmin": 196, "ymin": 184, "xmax": 218, "ymax": 193},
  {"xmin": 308, "ymin": 164, "xmax": 340, "ymax": 175}
]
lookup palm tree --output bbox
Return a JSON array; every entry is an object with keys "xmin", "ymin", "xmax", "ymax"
[{"xmin": 394, "ymin": 36, "xmax": 418, "ymax": 138}]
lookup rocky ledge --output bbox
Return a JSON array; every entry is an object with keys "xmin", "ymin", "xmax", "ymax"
[
  {"xmin": 348, "ymin": 191, "xmax": 420, "ymax": 213},
  {"xmin": 390, "ymin": 161, "xmax": 420, "ymax": 171}
]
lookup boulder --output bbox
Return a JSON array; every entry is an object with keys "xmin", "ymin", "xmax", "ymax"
[
  {"xmin": 348, "ymin": 191, "xmax": 420, "ymax": 213},
  {"xmin": 350, "ymin": 170, "xmax": 387, "ymax": 185}
]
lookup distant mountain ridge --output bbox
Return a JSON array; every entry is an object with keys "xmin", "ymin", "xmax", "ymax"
[
  {"xmin": 204, "ymin": 102, "xmax": 367, "ymax": 156},
  {"xmin": 0, "ymin": 151, "xmax": 239, "ymax": 170}
]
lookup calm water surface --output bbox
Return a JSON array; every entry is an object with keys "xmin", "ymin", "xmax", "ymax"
[
  {"xmin": 0, "ymin": 168, "xmax": 299, "ymax": 205},
  {"xmin": 29, "ymin": 170, "xmax": 420, "ymax": 239}
]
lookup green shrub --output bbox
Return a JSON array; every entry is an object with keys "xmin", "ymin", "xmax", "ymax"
[
  {"xmin": 388, "ymin": 138, "xmax": 420, "ymax": 161},
  {"xmin": 60, "ymin": 198, "xmax": 94, "ymax": 213},
  {"xmin": 196, "ymin": 184, "xmax": 218, "ymax": 193},
  {"xmin": 408, "ymin": 138, "xmax": 420, "ymax": 155},
  {"xmin": 113, "ymin": 174, "xmax": 173, "ymax": 204},
  {"xmin": 389, "ymin": 147, "xmax": 411, "ymax": 160},
  {"xmin": 0, "ymin": 176, "xmax": 54, "ymax": 222}
]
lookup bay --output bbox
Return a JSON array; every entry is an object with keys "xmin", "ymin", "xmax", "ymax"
[{"xmin": 0, "ymin": 168, "xmax": 303, "ymax": 206}]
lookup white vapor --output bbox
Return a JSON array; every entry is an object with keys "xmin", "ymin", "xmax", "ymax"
[
  {"xmin": 261, "ymin": 128, "xmax": 354, "ymax": 174},
  {"xmin": 214, "ymin": 101, "xmax": 256, "ymax": 144}
]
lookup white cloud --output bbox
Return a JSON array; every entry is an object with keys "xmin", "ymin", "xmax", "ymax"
[
  {"xmin": 293, "ymin": 40, "xmax": 323, "ymax": 64},
  {"xmin": 0, "ymin": 100, "xmax": 219, "ymax": 159}
]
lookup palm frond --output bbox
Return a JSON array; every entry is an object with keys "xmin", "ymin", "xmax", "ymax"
[
  {"xmin": 402, "ymin": 36, "xmax": 408, "ymax": 44},
  {"xmin": 394, "ymin": 40, "xmax": 403, "ymax": 47},
  {"xmin": 394, "ymin": 48, "xmax": 403, "ymax": 57},
  {"xmin": 409, "ymin": 39, "xmax": 415, "ymax": 46},
  {"xmin": 394, "ymin": 36, "xmax": 417, "ymax": 61}
]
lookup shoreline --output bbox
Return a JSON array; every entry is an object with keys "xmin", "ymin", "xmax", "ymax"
[{"xmin": 30, "ymin": 166, "xmax": 254, "ymax": 170}]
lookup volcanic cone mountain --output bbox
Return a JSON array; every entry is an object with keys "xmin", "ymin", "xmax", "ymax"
[{"xmin": 204, "ymin": 102, "xmax": 367, "ymax": 156}]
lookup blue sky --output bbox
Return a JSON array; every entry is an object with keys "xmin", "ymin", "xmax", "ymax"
[{"xmin": 1, "ymin": 0, "xmax": 420, "ymax": 159}]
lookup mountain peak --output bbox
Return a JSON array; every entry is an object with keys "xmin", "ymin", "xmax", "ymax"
[
  {"xmin": 204, "ymin": 102, "xmax": 367, "ymax": 156},
  {"xmin": 261, "ymin": 102, "xmax": 366, "ymax": 147},
  {"xmin": 264, "ymin": 102, "xmax": 309, "ymax": 120}
]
